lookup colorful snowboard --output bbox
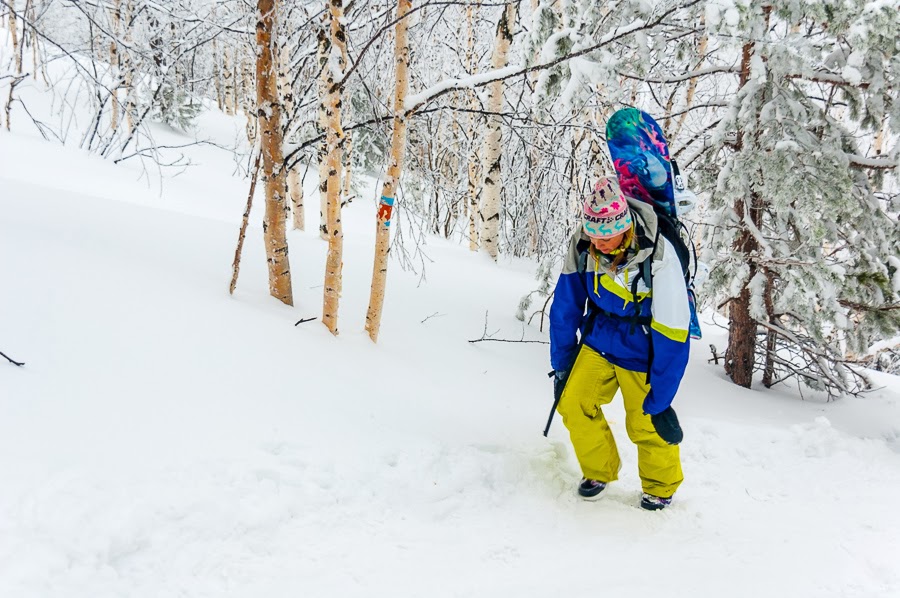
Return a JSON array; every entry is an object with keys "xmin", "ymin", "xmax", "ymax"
[
  {"xmin": 606, "ymin": 107, "xmax": 702, "ymax": 339},
  {"xmin": 606, "ymin": 107, "xmax": 676, "ymax": 217}
]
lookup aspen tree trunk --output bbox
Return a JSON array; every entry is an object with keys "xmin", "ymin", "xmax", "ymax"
[
  {"xmin": 339, "ymin": 35, "xmax": 353, "ymax": 205},
  {"xmin": 110, "ymin": 0, "xmax": 120, "ymax": 131},
  {"xmin": 10, "ymin": 1, "xmax": 21, "ymax": 74},
  {"xmin": 365, "ymin": 0, "xmax": 411, "ymax": 342},
  {"xmin": 277, "ymin": 42, "xmax": 293, "ymax": 125},
  {"xmin": 316, "ymin": 26, "xmax": 331, "ymax": 240},
  {"xmin": 243, "ymin": 59, "xmax": 257, "ymax": 143},
  {"xmin": 278, "ymin": 41, "xmax": 304, "ymax": 230},
  {"xmin": 873, "ymin": 118, "xmax": 888, "ymax": 156},
  {"xmin": 27, "ymin": 0, "xmax": 38, "ymax": 80},
  {"xmin": 231, "ymin": 53, "xmax": 240, "ymax": 115},
  {"xmin": 479, "ymin": 2, "xmax": 516, "ymax": 261},
  {"xmin": 122, "ymin": 0, "xmax": 135, "ymax": 132},
  {"xmin": 321, "ymin": 0, "xmax": 347, "ymax": 335},
  {"xmin": 465, "ymin": 3, "xmax": 480, "ymax": 251},
  {"xmin": 223, "ymin": 47, "xmax": 235, "ymax": 115},
  {"xmin": 213, "ymin": 38, "xmax": 224, "ymax": 111},
  {"xmin": 256, "ymin": 0, "xmax": 293, "ymax": 305},
  {"xmin": 342, "ymin": 132, "xmax": 353, "ymax": 203},
  {"xmin": 288, "ymin": 166, "xmax": 305, "ymax": 230}
]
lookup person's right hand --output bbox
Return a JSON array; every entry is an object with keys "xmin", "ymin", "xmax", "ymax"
[{"xmin": 553, "ymin": 369, "xmax": 569, "ymax": 400}]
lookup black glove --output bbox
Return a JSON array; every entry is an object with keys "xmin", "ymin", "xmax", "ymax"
[{"xmin": 650, "ymin": 406, "xmax": 683, "ymax": 445}]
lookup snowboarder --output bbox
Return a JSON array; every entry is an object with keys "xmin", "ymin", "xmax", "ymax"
[{"xmin": 549, "ymin": 176, "xmax": 689, "ymax": 510}]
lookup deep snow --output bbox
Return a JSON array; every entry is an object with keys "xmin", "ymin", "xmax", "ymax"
[{"xmin": 2, "ymin": 79, "xmax": 900, "ymax": 598}]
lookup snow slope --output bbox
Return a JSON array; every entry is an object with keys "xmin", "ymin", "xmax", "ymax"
[{"xmin": 2, "ymin": 115, "xmax": 900, "ymax": 597}]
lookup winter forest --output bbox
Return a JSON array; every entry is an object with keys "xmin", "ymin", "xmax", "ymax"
[
  {"xmin": 2, "ymin": 0, "xmax": 900, "ymax": 596},
  {"xmin": 3, "ymin": 0, "xmax": 898, "ymax": 390}
]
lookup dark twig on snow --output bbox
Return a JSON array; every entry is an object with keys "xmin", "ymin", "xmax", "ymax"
[
  {"xmin": 421, "ymin": 312, "xmax": 445, "ymax": 324},
  {"xmin": 295, "ymin": 318, "xmax": 317, "ymax": 326},
  {"xmin": 468, "ymin": 312, "xmax": 549, "ymax": 345},
  {"xmin": 1, "ymin": 351, "xmax": 25, "ymax": 366}
]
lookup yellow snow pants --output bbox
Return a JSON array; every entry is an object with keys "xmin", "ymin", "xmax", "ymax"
[{"xmin": 557, "ymin": 345, "xmax": 683, "ymax": 498}]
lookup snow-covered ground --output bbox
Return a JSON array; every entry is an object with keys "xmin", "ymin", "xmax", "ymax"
[{"xmin": 3, "ymin": 81, "xmax": 900, "ymax": 598}]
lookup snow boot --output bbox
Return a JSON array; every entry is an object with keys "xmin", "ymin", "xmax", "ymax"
[
  {"xmin": 578, "ymin": 478, "xmax": 607, "ymax": 500},
  {"xmin": 640, "ymin": 492, "xmax": 673, "ymax": 511}
]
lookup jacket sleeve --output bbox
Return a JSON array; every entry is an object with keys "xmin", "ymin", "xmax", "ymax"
[
  {"xmin": 549, "ymin": 236, "xmax": 587, "ymax": 372},
  {"xmin": 644, "ymin": 237, "xmax": 691, "ymax": 415}
]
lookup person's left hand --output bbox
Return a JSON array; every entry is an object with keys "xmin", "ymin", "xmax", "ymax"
[{"xmin": 650, "ymin": 406, "xmax": 683, "ymax": 445}]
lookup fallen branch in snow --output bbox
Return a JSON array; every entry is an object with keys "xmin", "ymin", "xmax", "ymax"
[
  {"xmin": 229, "ymin": 150, "xmax": 262, "ymax": 295},
  {"xmin": 421, "ymin": 312, "xmax": 445, "ymax": 324},
  {"xmin": 469, "ymin": 312, "xmax": 549, "ymax": 345},
  {"xmin": 469, "ymin": 337, "xmax": 549, "ymax": 345},
  {"xmin": 295, "ymin": 318, "xmax": 317, "ymax": 326},
  {"xmin": 1, "ymin": 351, "xmax": 25, "ymax": 367}
]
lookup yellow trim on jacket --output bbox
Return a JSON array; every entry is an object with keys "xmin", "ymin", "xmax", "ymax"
[{"xmin": 651, "ymin": 320, "xmax": 689, "ymax": 343}]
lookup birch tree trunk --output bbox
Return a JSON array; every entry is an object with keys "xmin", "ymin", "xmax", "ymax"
[
  {"xmin": 231, "ymin": 52, "xmax": 240, "ymax": 116},
  {"xmin": 122, "ymin": 0, "xmax": 135, "ymax": 132},
  {"xmin": 321, "ymin": 0, "xmax": 347, "ymax": 335},
  {"xmin": 339, "ymin": 34, "xmax": 353, "ymax": 205},
  {"xmin": 364, "ymin": 0, "xmax": 411, "ymax": 342},
  {"xmin": 223, "ymin": 47, "xmax": 235, "ymax": 115},
  {"xmin": 27, "ymin": 0, "xmax": 38, "ymax": 80},
  {"xmin": 279, "ymin": 41, "xmax": 304, "ymax": 231},
  {"xmin": 256, "ymin": 0, "xmax": 293, "ymax": 305},
  {"xmin": 479, "ymin": 3, "xmax": 516, "ymax": 261},
  {"xmin": 10, "ymin": 1, "xmax": 22, "ymax": 74},
  {"xmin": 316, "ymin": 26, "xmax": 331, "ymax": 240},
  {"xmin": 110, "ymin": 0, "xmax": 120, "ymax": 131},
  {"xmin": 213, "ymin": 38, "xmax": 224, "ymax": 111},
  {"xmin": 466, "ymin": 4, "xmax": 480, "ymax": 251},
  {"xmin": 243, "ymin": 59, "xmax": 257, "ymax": 144},
  {"xmin": 288, "ymin": 166, "xmax": 305, "ymax": 230}
]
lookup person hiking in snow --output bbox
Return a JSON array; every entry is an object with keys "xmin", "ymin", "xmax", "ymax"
[{"xmin": 549, "ymin": 176, "xmax": 689, "ymax": 510}]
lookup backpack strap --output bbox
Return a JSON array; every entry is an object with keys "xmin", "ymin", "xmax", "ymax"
[{"xmin": 638, "ymin": 226, "xmax": 661, "ymax": 384}]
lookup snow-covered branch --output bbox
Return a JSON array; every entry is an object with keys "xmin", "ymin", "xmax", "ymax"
[
  {"xmin": 617, "ymin": 64, "xmax": 740, "ymax": 84},
  {"xmin": 847, "ymin": 154, "xmax": 898, "ymax": 170}
]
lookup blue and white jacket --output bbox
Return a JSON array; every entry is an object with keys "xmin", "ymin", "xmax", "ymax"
[{"xmin": 549, "ymin": 199, "xmax": 690, "ymax": 415}]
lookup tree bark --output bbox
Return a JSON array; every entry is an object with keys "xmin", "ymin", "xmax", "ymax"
[
  {"xmin": 213, "ymin": 36, "xmax": 224, "ymax": 111},
  {"xmin": 315, "ymin": 26, "xmax": 332, "ymax": 240},
  {"xmin": 243, "ymin": 58, "xmax": 257, "ymax": 144},
  {"xmin": 223, "ymin": 46, "xmax": 235, "ymax": 115},
  {"xmin": 465, "ymin": 3, "xmax": 479, "ymax": 251},
  {"xmin": 724, "ymin": 39, "xmax": 759, "ymax": 388},
  {"xmin": 122, "ymin": 0, "xmax": 135, "ymax": 133},
  {"xmin": 256, "ymin": 0, "xmax": 293, "ymax": 305},
  {"xmin": 479, "ymin": 3, "xmax": 516, "ymax": 261},
  {"xmin": 278, "ymin": 40, "xmax": 304, "ymax": 231},
  {"xmin": 10, "ymin": 1, "xmax": 21, "ymax": 74},
  {"xmin": 321, "ymin": 0, "xmax": 347, "ymax": 335},
  {"xmin": 288, "ymin": 166, "xmax": 305, "ymax": 230},
  {"xmin": 110, "ymin": 0, "xmax": 120, "ymax": 131},
  {"xmin": 762, "ymin": 268, "xmax": 777, "ymax": 388},
  {"xmin": 230, "ymin": 152, "xmax": 262, "ymax": 295},
  {"xmin": 365, "ymin": 0, "xmax": 411, "ymax": 342}
]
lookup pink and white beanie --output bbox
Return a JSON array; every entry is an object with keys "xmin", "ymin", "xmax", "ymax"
[{"xmin": 582, "ymin": 177, "xmax": 633, "ymax": 239}]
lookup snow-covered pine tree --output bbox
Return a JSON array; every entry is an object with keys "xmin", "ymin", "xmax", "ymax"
[{"xmin": 701, "ymin": 1, "xmax": 900, "ymax": 396}]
